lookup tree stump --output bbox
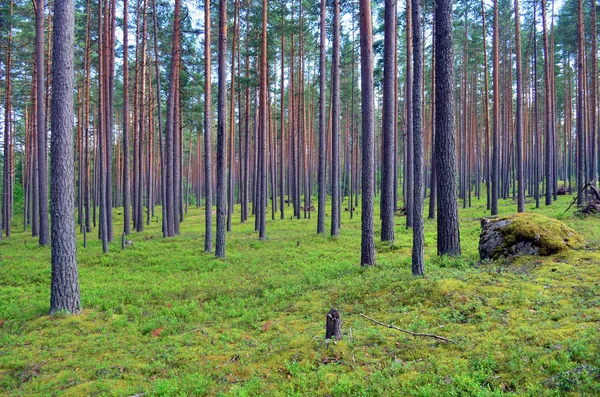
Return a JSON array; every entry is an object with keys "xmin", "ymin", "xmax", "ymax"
[
  {"xmin": 325, "ymin": 308, "xmax": 341, "ymax": 340},
  {"xmin": 121, "ymin": 233, "xmax": 126, "ymax": 250}
]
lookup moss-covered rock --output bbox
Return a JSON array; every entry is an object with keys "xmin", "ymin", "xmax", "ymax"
[{"xmin": 479, "ymin": 213, "xmax": 582, "ymax": 260}]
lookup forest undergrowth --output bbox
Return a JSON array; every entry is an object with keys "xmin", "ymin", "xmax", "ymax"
[{"xmin": 1, "ymin": 195, "xmax": 599, "ymax": 396}]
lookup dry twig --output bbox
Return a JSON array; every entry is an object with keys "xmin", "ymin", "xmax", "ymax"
[{"xmin": 359, "ymin": 313, "xmax": 455, "ymax": 344}]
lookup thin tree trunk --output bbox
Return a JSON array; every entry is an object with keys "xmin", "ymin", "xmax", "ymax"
[
  {"xmin": 280, "ymin": 0, "xmax": 286, "ymax": 221},
  {"xmin": 258, "ymin": 0, "xmax": 268, "ymax": 240},
  {"xmin": 428, "ymin": 4, "xmax": 437, "ymax": 220},
  {"xmin": 542, "ymin": 0, "xmax": 552, "ymax": 206},
  {"xmin": 204, "ymin": 0, "xmax": 213, "ymax": 249},
  {"xmin": 412, "ymin": 0, "xmax": 424, "ymax": 275},
  {"xmin": 165, "ymin": 0, "xmax": 181, "ymax": 237},
  {"xmin": 381, "ymin": 0, "xmax": 396, "ymax": 242},
  {"xmin": 405, "ymin": 0, "xmax": 414, "ymax": 227},
  {"xmin": 2, "ymin": 0, "xmax": 13, "ymax": 239},
  {"xmin": 577, "ymin": 0, "xmax": 586, "ymax": 204},
  {"xmin": 331, "ymin": 0, "xmax": 341, "ymax": 236},
  {"xmin": 37, "ymin": 0, "xmax": 49, "ymax": 245},
  {"xmin": 123, "ymin": 0, "xmax": 131, "ymax": 234},
  {"xmin": 515, "ymin": 0, "xmax": 524, "ymax": 212},
  {"xmin": 317, "ymin": 0, "xmax": 326, "ymax": 233},
  {"xmin": 216, "ymin": 0, "xmax": 228, "ymax": 256},
  {"xmin": 227, "ymin": 0, "xmax": 239, "ymax": 232},
  {"xmin": 491, "ymin": 0, "xmax": 500, "ymax": 215}
]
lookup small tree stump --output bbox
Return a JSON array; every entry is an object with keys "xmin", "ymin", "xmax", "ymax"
[
  {"xmin": 121, "ymin": 233, "xmax": 126, "ymax": 250},
  {"xmin": 325, "ymin": 308, "xmax": 341, "ymax": 340}
]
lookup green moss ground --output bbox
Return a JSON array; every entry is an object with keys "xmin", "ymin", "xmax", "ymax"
[{"xmin": 1, "ymin": 196, "xmax": 599, "ymax": 396}]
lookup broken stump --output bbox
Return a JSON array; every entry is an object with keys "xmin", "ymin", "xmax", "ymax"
[{"xmin": 325, "ymin": 308, "xmax": 341, "ymax": 340}]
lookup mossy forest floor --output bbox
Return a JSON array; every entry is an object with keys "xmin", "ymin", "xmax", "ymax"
[{"xmin": 1, "ymin": 195, "xmax": 599, "ymax": 396}]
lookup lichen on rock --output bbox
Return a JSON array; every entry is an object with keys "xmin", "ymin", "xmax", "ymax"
[{"xmin": 479, "ymin": 213, "xmax": 582, "ymax": 261}]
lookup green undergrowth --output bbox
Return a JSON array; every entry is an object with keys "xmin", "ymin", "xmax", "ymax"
[{"xmin": 1, "ymin": 195, "xmax": 599, "ymax": 396}]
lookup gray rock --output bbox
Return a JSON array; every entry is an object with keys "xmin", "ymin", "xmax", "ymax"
[{"xmin": 479, "ymin": 214, "xmax": 581, "ymax": 261}]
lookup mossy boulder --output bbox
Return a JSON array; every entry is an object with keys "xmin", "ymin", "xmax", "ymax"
[{"xmin": 479, "ymin": 213, "xmax": 582, "ymax": 260}]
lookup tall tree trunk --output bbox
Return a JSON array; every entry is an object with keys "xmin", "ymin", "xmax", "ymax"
[
  {"xmin": 491, "ymin": 0, "xmax": 500, "ymax": 215},
  {"xmin": 542, "ymin": 0, "xmax": 552, "ymax": 206},
  {"xmin": 50, "ymin": 0, "xmax": 81, "ymax": 314},
  {"xmin": 123, "ymin": 0, "xmax": 131, "ymax": 234},
  {"xmin": 37, "ymin": 0, "xmax": 50, "ymax": 245},
  {"xmin": 280, "ymin": 0, "xmax": 286, "ymax": 222},
  {"xmin": 533, "ymin": 2, "xmax": 540, "ymax": 208},
  {"xmin": 243, "ymin": 25, "xmax": 250, "ymax": 223},
  {"xmin": 137, "ymin": 0, "xmax": 147, "ymax": 232},
  {"xmin": 435, "ymin": 0, "xmax": 461, "ymax": 255},
  {"xmin": 165, "ymin": 0, "xmax": 181, "ymax": 237},
  {"xmin": 258, "ymin": 0, "xmax": 268, "ymax": 240},
  {"xmin": 480, "ymin": 0, "xmax": 491, "ymax": 211},
  {"xmin": 98, "ymin": 0, "xmax": 109, "ymax": 252},
  {"xmin": 412, "ymin": 0, "xmax": 424, "ymax": 275},
  {"xmin": 151, "ymin": 0, "xmax": 166, "ymax": 237},
  {"xmin": 405, "ymin": 0, "xmax": 414, "ymax": 227},
  {"xmin": 577, "ymin": 0, "xmax": 586, "ymax": 205},
  {"xmin": 2, "ymin": 0, "xmax": 13, "ymax": 239},
  {"xmin": 32, "ymin": 56, "xmax": 40, "ymax": 237},
  {"xmin": 105, "ymin": 0, "xmax": 116, "ymax": 242},
  {"xmin": 317, "ymin": 0, "xmax": 326, "ymax": 234},
  {"xmin": 360, "ymin": 0, "xmax": 375, "ymax": 266},
  {"xmin": 227, "ymin": 0, "xmax": 239, "ymax": 232},
  {"xmin": 204, "ymin": 0, "xmax": 213, "ymax": 250},
  {"xmin": 331, "ymin": 0, "xmax": 341, "ymax": 237},
  {"xmin": 216, "ymin": 0, "xmax": 228, "ymax": 256},
  {"xmin": 428, "ymin": 5, "xmax": 437, "ymax": 220},
  {"xmin": 515, "ymin": 0, "xmax": 524, "ymax": 212},
  {"xmin": 350, "ymin": 24, "xmax": 356, "ymax": 220},
  {"xmin": 381, "ymin": 0, "xmax": 396, "ymax": 242},
  {"xmin": 591, "ymin": 0, "xmax": 597, "ymax": 187}
]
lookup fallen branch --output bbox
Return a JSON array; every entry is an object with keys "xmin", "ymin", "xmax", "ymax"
[
  {"xmin": 565, "ymin": 183, "xmax": 589, "ymax": 214},
  {"xmin": 565, "ymin": 180, "xmax": 600, "ymax": 214},
  {"xmin": 216, "ymin": 355, "xmax": 239, "ymax": 369},
  {"xmin": 179, "ymin": 327, "xmax": 203, "ymax": 337},
  {"xmin": 359, "ymin": 313, "xmax": 455, "ymax": 344}
]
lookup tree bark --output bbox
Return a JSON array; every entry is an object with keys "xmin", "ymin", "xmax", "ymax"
[
  {"xmin": 331, "ymin": 0, "xmax": 341, "ymax": 237},
  {"xmin": 123, "ymin": 0, "xmax": 131, "ymax": 234},
  {"xmin": 50, "ymin": 0, "xmax": 81, "ymax": 314},
  {"xmin": 360, "ymin": 0, "xmax": 375, "ymax": 266},
  {"xmin": 542, "ymin": 0, "xmax": 553, "ymax": 206},
  {"xmin": 258, "ymin": 0, "xmax": 268, "ymax": 240},
  {"xmin": 491, "ymin": 0, "xmax": 500, "ymax": 215},
  {"xmin": 381, "ymin": 0, "xmax": 396, "ymax": 242},
  {"xmin": 405, "ymin": 0, "xmax": 414, "ymax": 227},
  {"xmin": 317, "ymin": 0, "xmax": 326, "ymax": 234},
  {"xmin": 435, "ymin": 0, "xmax": 461, "ymax": 256},
  {"xmin": 412, "ymin": 0, "xmax": 424, "ymax": 275},
  {"xmin": 2, "ymin": 0, "xmax": 13, "ymax": 239},
  {"xmin": 515, "ymin": 0, "xmax": 524, "ymax": 212},
  {"xmin": 227, "ymin": 0, "xmax": 239, "ymax": 232},
  {"xmin": 216, "ymin": 0, "xmax": 228, "ymax": 256},
  {"xmin": 37, "ymin": 0, "xmax": 49, "ymax": 245},
  {"xmin": 577, "ymin": 0, "xmax": 586, "ymax": 205},
  {"xmin": 280, "ymin": 0, "xmax": 286, "ymax": 222}
]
